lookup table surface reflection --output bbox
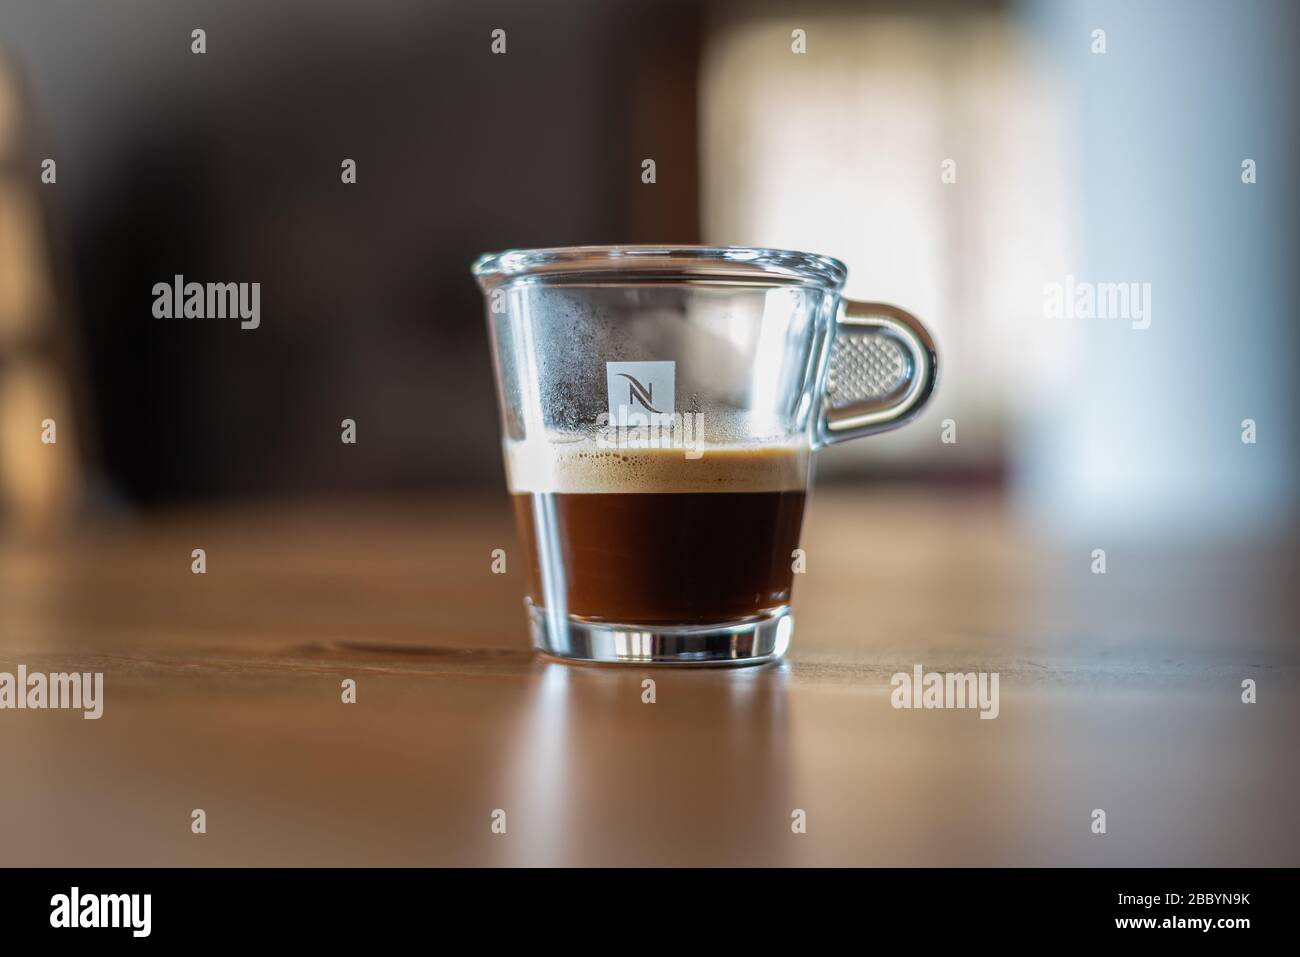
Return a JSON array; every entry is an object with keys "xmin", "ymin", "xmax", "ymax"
[{"xmin": 1, "ymin": 490, "xmax": 1296, "ymax": 866}]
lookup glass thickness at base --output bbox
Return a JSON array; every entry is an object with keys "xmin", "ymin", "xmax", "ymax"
[{"xmin": 526, "ymin": 600, "xmax": 793, "ymax": 667}]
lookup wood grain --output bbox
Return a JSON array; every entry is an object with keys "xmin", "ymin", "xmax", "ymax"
[{"xmin": 1, "ymin": 490, "xmax": 1296, "ymax": 865}]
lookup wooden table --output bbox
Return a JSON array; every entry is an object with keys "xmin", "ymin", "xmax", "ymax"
[{"xmin": 2, "ymin": 490, "xmax": 1296, "ymax": 866}]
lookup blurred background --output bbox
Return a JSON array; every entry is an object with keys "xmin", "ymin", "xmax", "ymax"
[{"xmin": 0, "ymin": 0, "xmax": 1296, "ymax": 540}]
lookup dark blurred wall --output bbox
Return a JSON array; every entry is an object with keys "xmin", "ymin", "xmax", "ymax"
[{"xmin": 0, "ymin": 0, "xmax": 702, "ymax": 502}]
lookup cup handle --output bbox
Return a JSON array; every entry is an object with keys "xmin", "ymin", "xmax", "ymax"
[{"xmin": 815, "ymin": 300, "xmax": 939, "ymax": 446}]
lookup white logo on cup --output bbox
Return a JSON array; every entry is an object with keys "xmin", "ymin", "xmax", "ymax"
[{"xmin": 606, "ymin": 361, "xmax": 674, "ymax": 427}]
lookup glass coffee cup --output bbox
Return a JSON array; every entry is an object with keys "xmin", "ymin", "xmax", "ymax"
[{"xmin": 472, "ymin": 246, "xmax": 937, "ymax": 665}]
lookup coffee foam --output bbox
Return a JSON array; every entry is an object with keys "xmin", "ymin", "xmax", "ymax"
[{"xmin": 504, "ymin": 439, "xmax": 809, "ymax": 494}]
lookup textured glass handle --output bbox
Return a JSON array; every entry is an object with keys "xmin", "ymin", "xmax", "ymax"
[{"xmin": 816, "ymin": 300, "xmax": 938, "ymax": 446}]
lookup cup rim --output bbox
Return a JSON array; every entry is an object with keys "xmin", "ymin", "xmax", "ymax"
[{"xmin": 471, "ymin": 244, "xmax": 847, "ymax": 289}]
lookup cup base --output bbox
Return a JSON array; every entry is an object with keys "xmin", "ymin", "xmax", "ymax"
[{"xmin": 525, "ymin": 600, "xmax": 793, "ymax": 667}]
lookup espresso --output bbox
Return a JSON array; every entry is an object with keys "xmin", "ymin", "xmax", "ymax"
[{"xmin": 507, "ymin": 443, "xmax": 809, "ymax": 624}]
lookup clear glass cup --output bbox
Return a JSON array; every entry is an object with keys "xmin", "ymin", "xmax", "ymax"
[{"xmin": 472, "ymin": 246, "xmax": 937, "ymax": 665}]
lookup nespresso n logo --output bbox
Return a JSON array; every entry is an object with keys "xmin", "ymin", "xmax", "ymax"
[
  {"xmin": 606, "ymin": 361, "xmax": 675, "ymax": 422},
  {"xmin": 616, "ymin": 373, "xmax": 662, "ymax": 413},
  {"xmin": 599, "ymin": 360, "xmax": 700, "ymax": 458}
]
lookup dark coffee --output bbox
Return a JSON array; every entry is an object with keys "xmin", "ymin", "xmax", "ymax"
[
  {"xmin": 513, "ymin": 490, "xmax": 805, "ymax": 623},
  {"xmin": 506, "ymin": 444, "xmax": 809, "ymax": 624}
]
